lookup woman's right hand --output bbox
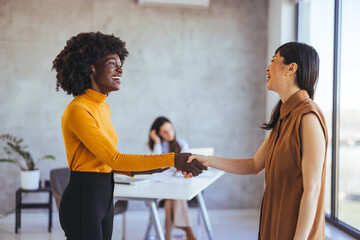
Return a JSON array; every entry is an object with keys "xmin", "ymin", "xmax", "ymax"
[
  {"xmin": 174, "ymin": 153, "xmax": 207, "ymax": 177},
  {"xmin": 150, "ymin": 129, "xmax": 161, "ymax": 144},
  {"xmin": 187, "ymin": 154, "xmax": 208, "ymax": 167},
  {"xmin": 183, "ymin": 154, "xmax": 208, "ymax": 177}
]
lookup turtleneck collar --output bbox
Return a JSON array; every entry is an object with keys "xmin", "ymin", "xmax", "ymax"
[
  {"xmin": 83, "ymin": 88, "xmax": 107, "ymax": 103},
  {"xmin": 280, "ymin": 90, "xmax": 309, "ymax": 120}
]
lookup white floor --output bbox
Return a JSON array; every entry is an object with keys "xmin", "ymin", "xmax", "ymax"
[{"xmin": 0, "ymin": 209, "xmax": 357, "ymax": 240}]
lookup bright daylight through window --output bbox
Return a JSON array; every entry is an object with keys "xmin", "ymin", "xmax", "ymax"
[
  {"xmin": 338, "ymin": 0, "xmax": 360, "ymax": 231},
  {"xmin": 298, "ymin": 0, "xmax": 360, "ymax": 234},
  {"xmin": 298, "ymin": 0, "xmax": 334, "ymax": 217}
]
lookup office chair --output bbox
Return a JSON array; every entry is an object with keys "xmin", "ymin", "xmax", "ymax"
[
  {"xmin": 50, "ymin": 167, "xmax": 128, "ymax": 240},
  {"xmin": 114, "ymin": 199, "xmax": 128, "ymax": 240},
  {"xmin": 50, "ymin": 167, "xmax": 70, "ymax": 210}
]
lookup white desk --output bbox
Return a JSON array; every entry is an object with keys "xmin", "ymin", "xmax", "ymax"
[{"xmin": 113, "ymin": 168, "xmax": 224, "ymax": 240}]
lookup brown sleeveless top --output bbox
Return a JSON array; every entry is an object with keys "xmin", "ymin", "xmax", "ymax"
[{"xmin": 259, "ymin": 90, "xmax": 328, "ymax": 240}]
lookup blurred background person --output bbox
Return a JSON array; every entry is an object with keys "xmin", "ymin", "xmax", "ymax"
[{"xmin": 148, "ymin": 116, "xmax": 196, "ymax": 240}]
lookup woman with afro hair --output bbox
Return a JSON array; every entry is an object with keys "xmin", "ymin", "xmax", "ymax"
[{"xmin": 52, "ymin": 32, "xmax": 206, "ymax": 240}]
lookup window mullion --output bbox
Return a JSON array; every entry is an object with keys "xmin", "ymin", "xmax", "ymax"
[{"xmin": 330, "ymin": 0, "xmax": 342, "ymax": 220}]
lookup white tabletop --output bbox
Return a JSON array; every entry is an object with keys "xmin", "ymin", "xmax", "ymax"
[{"xmin": 113, "ymin": 168, "xmax": 224, "ymax": 201}]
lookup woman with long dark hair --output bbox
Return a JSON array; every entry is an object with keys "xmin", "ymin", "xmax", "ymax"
[
  {"xmin": 188, "ymin": 42, "xmax": 328, "ymax": 239},
  {"xmin": 148, "ymin": 116, "xmax": 196, "ymax": 240}
]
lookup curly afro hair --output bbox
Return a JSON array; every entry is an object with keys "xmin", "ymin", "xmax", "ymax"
[{"xmin": 52, "ymin": 32, "xmax": 129, "ymax": 96}]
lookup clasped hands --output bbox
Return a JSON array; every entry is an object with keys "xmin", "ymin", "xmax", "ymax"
[
  {"xmin": 132, "ymin": 153, "xmax": 207, "ymax": 177},
  {"xmin": 174, "ymin": 153, "xmax": 207, "ymax": 177}
]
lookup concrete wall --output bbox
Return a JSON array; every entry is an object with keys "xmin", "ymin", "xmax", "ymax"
[
  {"xmin": 0, "ymin": 0, "xmax": 268, "ymax": 213},
  {"xmin": 266, "ymin": 0, "xmax": 297, "ymax": 121}
]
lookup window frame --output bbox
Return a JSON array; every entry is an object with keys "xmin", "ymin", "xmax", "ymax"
[{"xmin": 296, "ymin": 0, "xmax": 360, "ymax": 238}]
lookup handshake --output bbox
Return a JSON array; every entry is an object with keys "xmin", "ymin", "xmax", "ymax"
[
  {"xmin": 174, "ymin": 153, "xmax": 207, "ymax": 177},
  {"xmin": 132, "ymin": 153, "xmax": 207, "ymax": 176}
]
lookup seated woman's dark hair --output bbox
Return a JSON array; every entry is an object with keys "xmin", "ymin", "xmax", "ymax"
[
  {"xmin": 262, "ymin": 42, "xmax": 320, "ymax": 130},
  {"xmin": 148, "ymin": 116, "xmax": 181, "ymax": 153},
  {"xmin": 52, "ymin": 32, "xmax": 129, "ymax": 96}
]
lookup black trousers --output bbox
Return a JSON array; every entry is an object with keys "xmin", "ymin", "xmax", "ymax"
[{"xmin": 59, "ymin": 171, "xmax": 114, "ymax": 240}]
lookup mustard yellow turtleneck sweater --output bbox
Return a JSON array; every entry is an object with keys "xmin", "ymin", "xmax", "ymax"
[{"xmin": 61, "ymin": 88, "xmax": 174, "ymax": 174}]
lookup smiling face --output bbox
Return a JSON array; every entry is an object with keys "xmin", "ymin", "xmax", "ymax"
[
  {"xmin": 158, "ymin": 122, "xmax": 175, "ymax": 142},
  {"xmin": 90, "ymin": 53, "xmax": 123, "ymax": 95},
  {"xmin": 265, "ymin": 52, "xmax": 287, "ymax": 93}
]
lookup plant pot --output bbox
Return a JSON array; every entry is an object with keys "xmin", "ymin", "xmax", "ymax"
[{"xmin": 20, "ymin": 170, "xmax": 40, "ymax": 190}]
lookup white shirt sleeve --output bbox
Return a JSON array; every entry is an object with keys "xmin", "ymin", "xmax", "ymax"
[
  {"xmin": 178, "ymin": 138, "xmax": 190, "ymax": 153},
  {"xmin": 151, "ymin": 143, "xmax": 163, "ymax": 155}
]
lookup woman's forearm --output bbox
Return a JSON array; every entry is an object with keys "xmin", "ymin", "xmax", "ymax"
[
  {"xmin": 200, "ymin": 155, "xmax": 263, "ymax": 175},
  {"xmin": 293, "ymin": 187, "xmax": 321, "ymax": 240},
  {"xmin": 190, "ymin": 135, "xmax": 268, "ymax": 175},
  {"xmin": 152, "ymin": 143, "xmax": 163, "ymax": 155},
  {"xmin": 188, "ymin": 137, "xmax": 269, "ymax": 175}
]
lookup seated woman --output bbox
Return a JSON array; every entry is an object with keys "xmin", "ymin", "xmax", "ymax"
[{"xmin": 148, "ymin": 116, "xmax": 196, "ymax": 240}]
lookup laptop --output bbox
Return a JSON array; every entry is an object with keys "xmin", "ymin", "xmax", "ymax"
[{"xmin": 114, "ymin": 174, "xmax": 151, "ymax": 186}]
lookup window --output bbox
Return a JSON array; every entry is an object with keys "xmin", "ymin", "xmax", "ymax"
[
  {"xmin": 338, "ymin": 0, "xmax": 360, "ymax": 231},
  {"xmin": 298, "ymin": 0, "xmax": 360, "ymax": 238},
  {"xmin": 298, "ymin": 0, "xmax": 334, "ymax": 215}
]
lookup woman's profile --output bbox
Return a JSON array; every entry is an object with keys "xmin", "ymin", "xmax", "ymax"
[
  {"xmin": 52, "ymin": 32, "xmax": 206, "ymax": 240},
  {"xmin": 188, "ymin": 42, "xmax": 328, "ymax": 240}
]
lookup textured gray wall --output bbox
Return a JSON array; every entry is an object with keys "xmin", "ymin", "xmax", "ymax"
[{"xmin": 0, "ymin": 0, "xmax": 267, "ymax": 213}]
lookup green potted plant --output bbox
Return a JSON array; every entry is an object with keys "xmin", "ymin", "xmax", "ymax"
[{"xmin": 0, "ymin": 133, "xmax": 55, "ymax": 190}]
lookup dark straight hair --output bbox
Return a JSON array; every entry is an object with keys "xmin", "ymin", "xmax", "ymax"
[
  {"xmin": 148, "ymin": 116, "xmax": 181, "ymax": 153},
  {"xmin": 262, "ymin": 42, "xmax": 320, "ymax": 130}
]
